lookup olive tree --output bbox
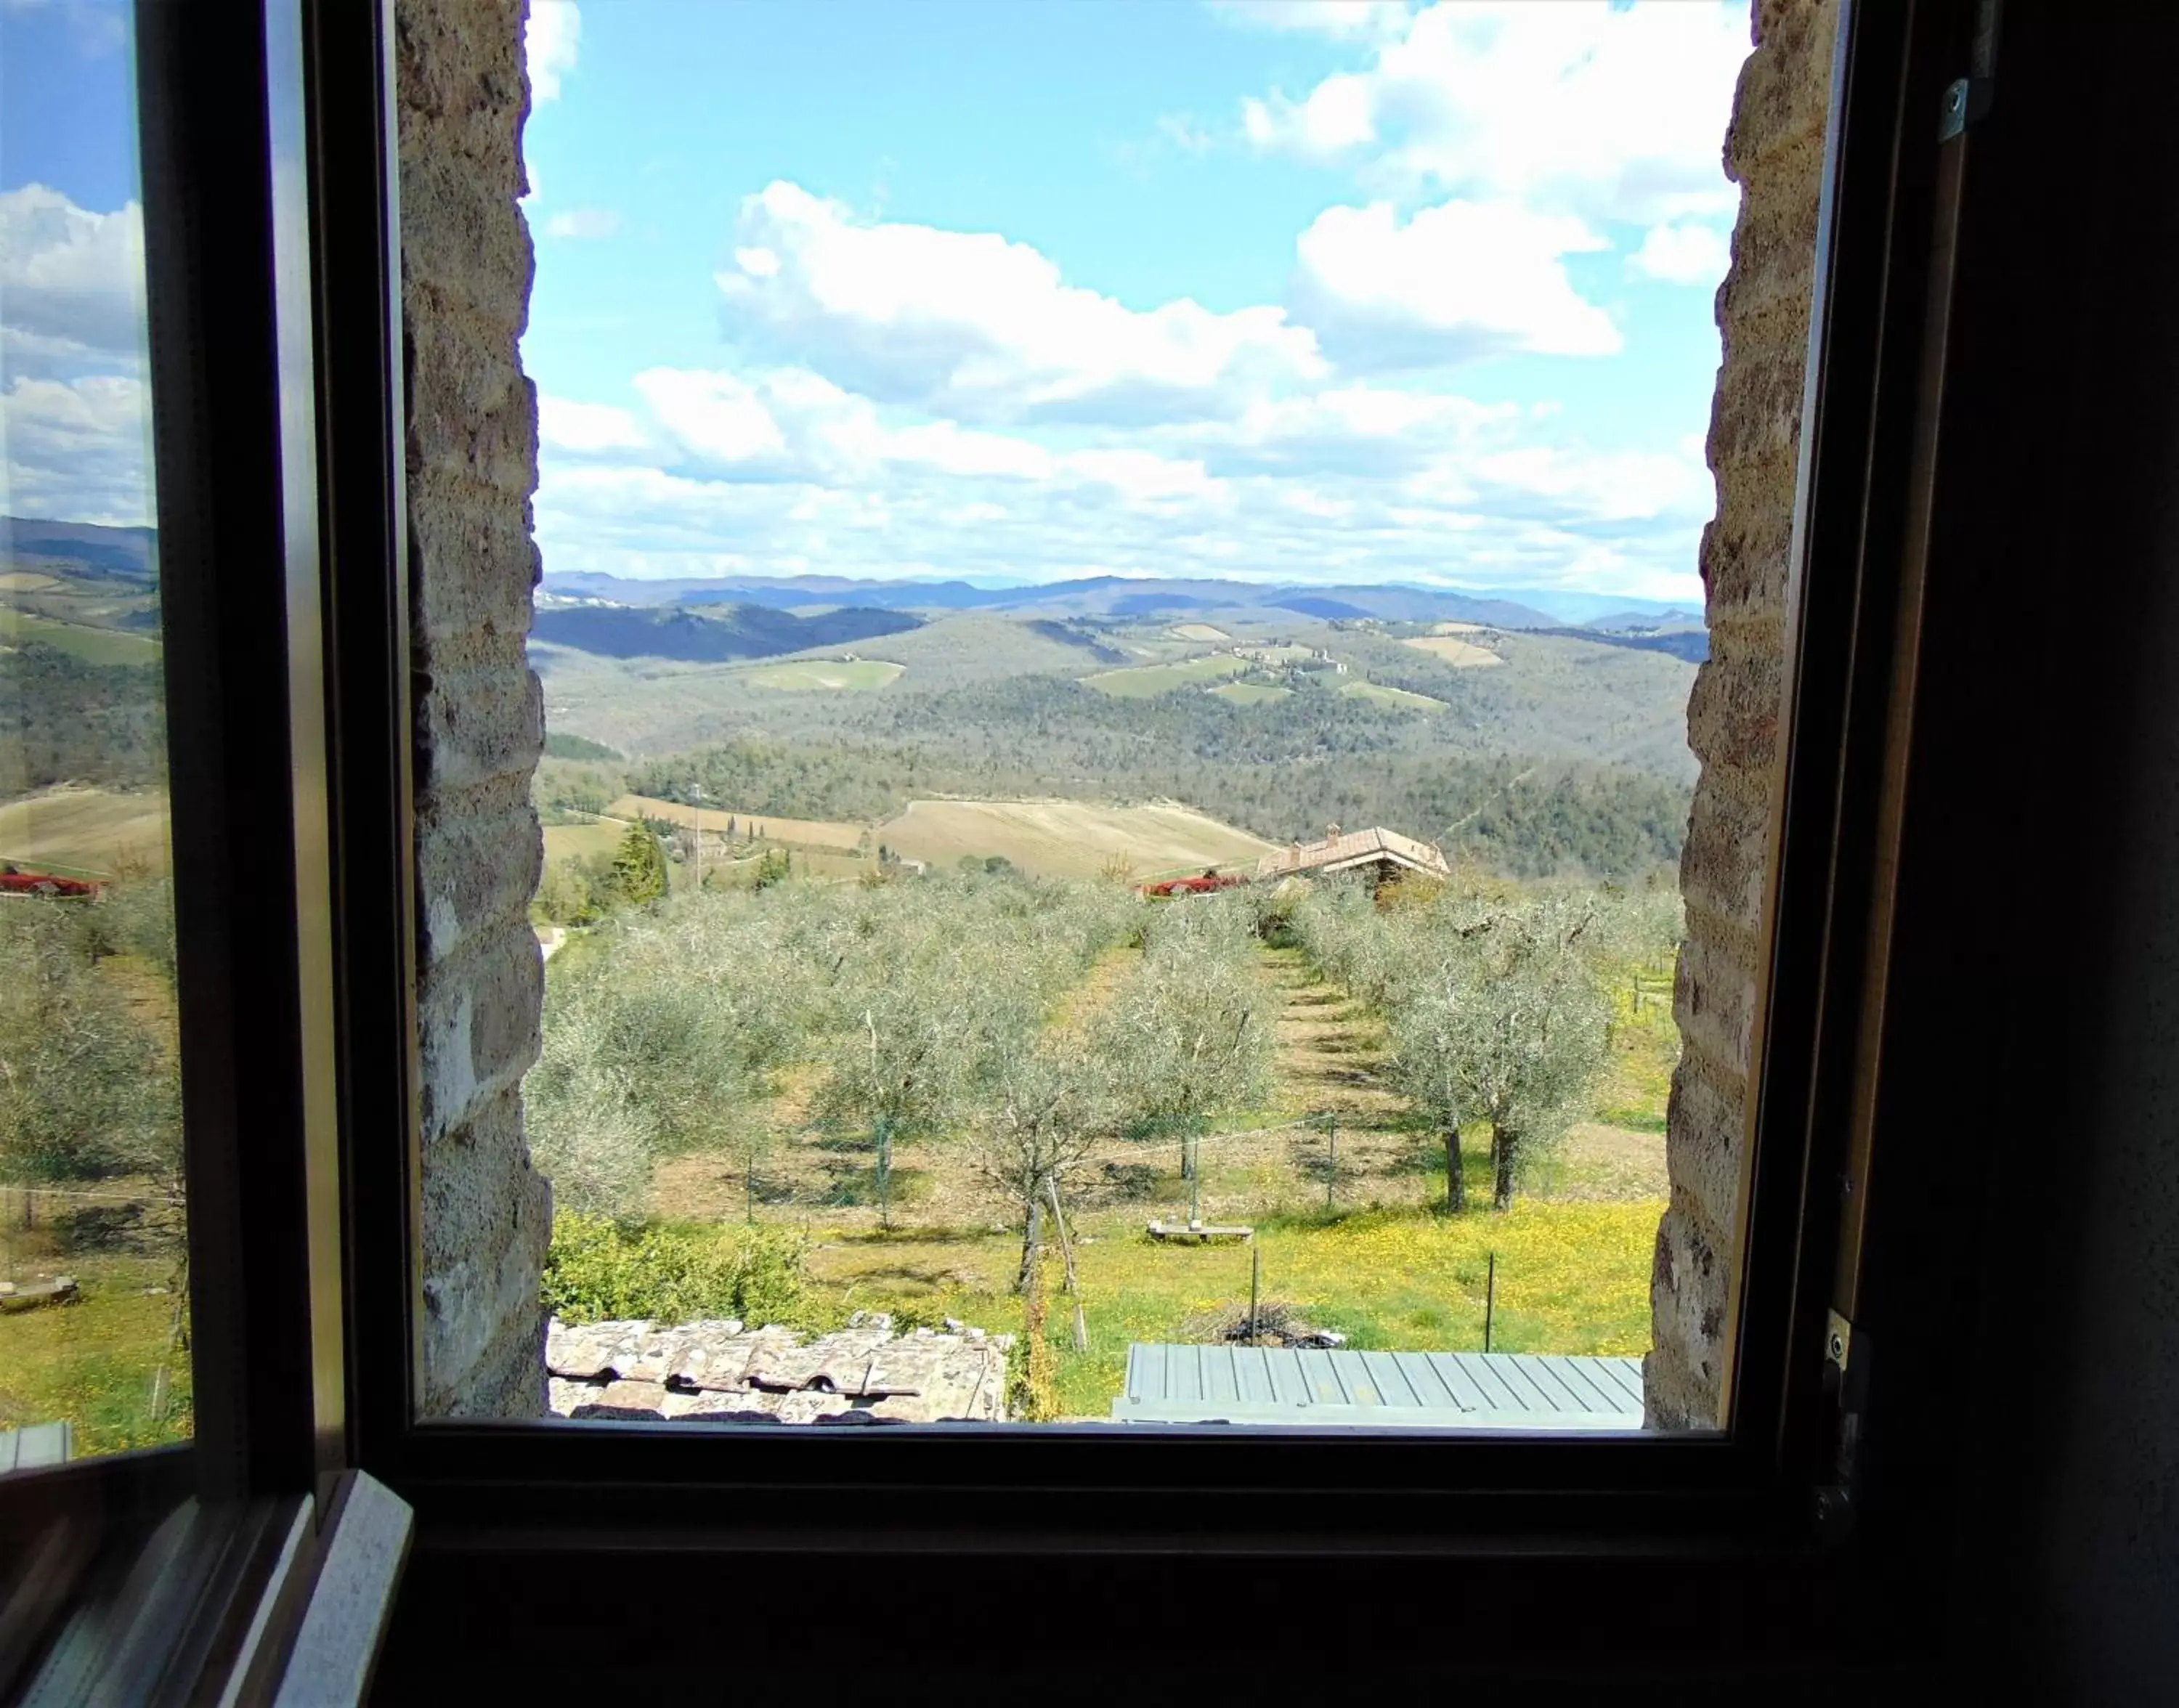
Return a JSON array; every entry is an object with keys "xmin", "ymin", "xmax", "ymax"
[
  {"xmin": 1095, "ymin": 896, "xmax": 1273, "ymax": 1225},
  {"xmin": 970, "ymin": 1034, "xmax": 1108, "ymax": 1293},
  {"xmin": 0, "ymin": 895, "xmax": 181, "ymax": 1192},
  {"xmin": 527, "ymin": 887, "xmax": 803, "ymax": 1219},
  {"xmin": 1380, "ymin": 893, "xmax": 1612, "ymax": 1211}
]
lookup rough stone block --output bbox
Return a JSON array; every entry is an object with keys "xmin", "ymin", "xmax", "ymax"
[
  {"xmin": 1659, "ymin": 0, "xmax": 1838, "ymax": 1429},
  {"xmin": 1663, "ymin": 1052, "xmax": 1750, "ymax": 1242},
  {"xmin": 413, "ymin": 664, "xmax": 544, "ymax": 800},
  {"xmin": 417, "ymin": 919, "xmax": 543, "ymax": 1140}
]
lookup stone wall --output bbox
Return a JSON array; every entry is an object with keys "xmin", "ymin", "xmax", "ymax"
[
  {"xmin": 1647, "ymin": 0, "xmax": 1837, "ymax": 1428},
  {"xmin": 397, "ymin": 0, "xmax": 552, "ymax": 1418},
  {"xmin": 385, "ymin": 0, "xmax": 1825, "ymax": 1428}
]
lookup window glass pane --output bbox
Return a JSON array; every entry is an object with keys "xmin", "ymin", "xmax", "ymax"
[
  {"xmin": 0, "ymin": 0, "xmax": 190, "ymax": 1465},
  {"xmin": 413, "ymin": 0, "xmax": 1832, "ymax": 1431}
]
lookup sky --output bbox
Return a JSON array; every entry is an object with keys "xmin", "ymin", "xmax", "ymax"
[
  {"xmin": 0, "ymin": 0, "xmax": 151, "ymax": 531},
  {"xmin": 0, "ymin": 0, "xmax": 1756, "ymax": 604}
]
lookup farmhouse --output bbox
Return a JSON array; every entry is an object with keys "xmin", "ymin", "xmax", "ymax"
[{"xmin": 1253, "ymin": 824, "xmax": 1452, "ymax": 889}]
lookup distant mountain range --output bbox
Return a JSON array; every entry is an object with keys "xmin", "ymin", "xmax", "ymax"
[
  {"xmin": 530, "ymin": 600, "xmax": 922, "ymax": 664},
  {"xmin": 540, "ymin": 569, "xmax": 1705, "ymax": 632},
  {"xmin": 1, "ymin": 516, "xmax": 158, "ymax": 584},
  {"xmin": 0, "ymin": 517, "xmax": 1705, "ymax": 641}
]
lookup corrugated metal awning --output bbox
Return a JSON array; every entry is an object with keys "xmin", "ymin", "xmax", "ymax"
[{"xmin": 1113, "ymin": 1344, "xmax": 1644, "ymax": 1431}]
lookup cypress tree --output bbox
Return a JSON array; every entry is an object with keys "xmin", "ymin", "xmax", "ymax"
[{"xmin": 611, "ymin": 821, "xmax": 667, "ymax": 906}]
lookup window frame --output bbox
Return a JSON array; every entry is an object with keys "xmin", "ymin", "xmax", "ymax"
[
  {"xmin": 1, "ymin": 0, "xmax": 1997, "ymax": 1628},
  {"xmin": 329, "ymin": 0, "xmax": 1984, "ymax": 1552},
  {"xmin": 0, "ymin": 0, "xmax": 363, "ymax": 1692}
]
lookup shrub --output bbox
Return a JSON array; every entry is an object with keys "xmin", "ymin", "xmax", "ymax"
[{"xmin": 541, "ymin": 1212, "xmax": 813, "ymax": 1327}]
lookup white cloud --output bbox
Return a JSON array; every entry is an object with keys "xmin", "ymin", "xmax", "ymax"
[
  {"xmin": 1155, "ymin": 113, "xmax": 1216, "ymax": 155},
  {"xmin": 715, "ymin": 181, "xmax": 1326, "ymax": 423},
  {"xmin": 525, "ymin": 0, "xmax": 580, "ymax": 105},
  {"xmin": 0, "ymin": 185, "xmax": 147, "ymax": 375},
  {"xmin": 1212, "ymin": 1, "xmax": 1412, "ymax": 41},
  {"xmin": 542, "ymin": 207, "xmax": 621, "ymax": 240},
  {"xmin": 537, "ymin": 394, "xmax": 649, "ymax": 456},
  {"xmin": 1174, "ymin": 384, "xmax": 1510, "ymax": 477},
  {"xmin": 0, "ymin": 374, "xmax": 153, "ymax": 526},
  {"xmin": 1291, "ymin": 199, "xmax": 1620, "ymax": 368},
  {"xmin": 1466, "ymin": 443, "xmax": 1710, "ymax": 524},
  {"xmin": 1243, "ymin": 1, "xmax": 1750, "ymax": 224},
  {"xmin": 1626, "ymin": 221, "xmax": 1731, "ymax": 287},
  {"xmin": 1, "ymin": 186, "xmax": 153, "ymax": 524},
  {"xmin": 531, "ymin": 355, "xmax": 1707, "ymax": 602}
]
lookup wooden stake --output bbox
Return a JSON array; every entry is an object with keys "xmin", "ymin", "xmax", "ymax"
[
  {"xmin": 1249, "ymin": 1241, "xmax": 1262, "ymax": 1344},
  {"xmin": 1484, "ymin": 1250, "xmax": 1497, "ymax": 1354},
  {"xmin": 1045, "ymin": 1176, "xmax": 1079, "ymax": 1297}
]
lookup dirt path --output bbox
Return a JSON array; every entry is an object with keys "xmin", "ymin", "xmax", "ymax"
[{"xmin": 1261, "ymin": 945, "xmax": 1406, "ymax": 1128}]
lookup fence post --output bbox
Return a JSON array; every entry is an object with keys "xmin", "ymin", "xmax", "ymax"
[
  {"xmin": 1327, "ymin": 1116, "xmax": 1337, "ymax": 1213},
  {"xmin": 1484, "ymin": 1250, "xmax": 1496, "ymax": 1354},
  {"xmin": 1249, "ymin": 1241, "xmax": 1261, "ymax": 1343}
]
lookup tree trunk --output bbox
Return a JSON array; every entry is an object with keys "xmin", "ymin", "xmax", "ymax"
[
  {"xmin": 1444, "ymin": 1126, "xmax": 1465, "ymax": 1213},
  {"xmin": 1014, "ymin": 1195, "xmax": 1044, "ymax": 1293},
  {"xmin": 1493, "ymin": 1123, "xmax": 1517, "ymax": 1212},
  {"xmin": 875, "ymin": 1115, "xmax": 893, "ymax": 1229}
]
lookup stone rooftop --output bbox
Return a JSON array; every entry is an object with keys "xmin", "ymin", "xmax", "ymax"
[
  {"xmin": 545, "ymin": 1312, "xmax": 1011, "ymax": 1426},
  {"xmin": 1254, "ymin": 826, "xmax": 1452, "ymax": 883}
]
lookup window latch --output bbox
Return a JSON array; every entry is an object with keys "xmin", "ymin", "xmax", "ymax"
[
  {"xmin": 1939, "ymin": 0, "xmax": 2003, "ymax": 140},
  {"xmin": 1814, "ymin": 1308, "xmax": 1870, "ymax": 1542}
]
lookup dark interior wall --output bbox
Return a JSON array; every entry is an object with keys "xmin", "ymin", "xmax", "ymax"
[
  {"xmin": 1941, "ymin": 4, "xmax": 2179, "ymax": 1690},
  {"xmin": 1839, "ymin": 1, "xmax": 2179, "ymax": 1694}
]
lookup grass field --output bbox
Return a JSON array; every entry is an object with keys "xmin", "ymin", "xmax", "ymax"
[
  {"xmin": 1402, "ymin": 634, "xmax": 1505, "ymax": 669},
  {"xmin": 877, "ymin": 797, "xmax": 1276, "ymax": 879},
  {"xmin": 1167, "ymin": 623, "xmax": 1230, "ymax": 642},
  {"xmin": 1084, "ymin": 654, "xmax": 1251, "ymax": 696},
  {"xmin": 1342, "ymin": 680, "xmax": 1446, "ymax": 712},
  {"xmin": 0, "ymin": 609, "xmax": 161, "ymax": 665},
  {"xmin": 606, "ymin": 794, "xmax": 869, "ymax": 853},
  {"xmin": 636, "ymin": 936, "xmax": 1677, "ymax": 1419},
  {"xmin": 1209, "ymin": 680, "xmax": 1293, "ymax": 706},
  {"xmin": 0, "ymin": 786, "xmax": 170, "ymax": 874},
  {"xmin": 0, "ymin": 1203, "xmax": 191, "ymax": 1457},
  {"xmin": 542, "ymin": 820, "xmax": 625, "ymax": 865},
  {"xmin": 744, "ymin": 659, "xmax": 904, "ymax": 691},
  {"xmin": 1432, "ymin": 621, "xmax": 1489, "ymax": 635}
]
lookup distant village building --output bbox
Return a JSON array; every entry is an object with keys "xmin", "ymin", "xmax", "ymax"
[{"xmin": 1253, "ymin": 824, "xmax": 1452, "ymax": 889}]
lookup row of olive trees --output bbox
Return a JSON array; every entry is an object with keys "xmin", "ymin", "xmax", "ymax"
[
  {"xmin": 0, "ymin": 880, "xmax": 182, "ymax": 1196},
  {"xmin": 524, "ymin": 872, "xmax": 1281, "ymax": 1293},
  {"xmin": 1288, "ymin": 878, "xmax": 1679, "ymax": 1211}
]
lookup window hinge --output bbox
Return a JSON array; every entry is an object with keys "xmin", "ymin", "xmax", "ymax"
[
  {"xmin": 1814, "ymin": 1309, "xmax": 1870, "ymax": 1542},
  {"xmin": 1939, "ymin": 0, "xmax": 2004, "ymax": 140}
]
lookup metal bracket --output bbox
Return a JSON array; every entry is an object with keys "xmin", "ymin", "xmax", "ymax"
[
  {"xmin": 1814, "ymin": 1312, "xmax": 1870, "ymax": 1543},
  {"xmin": 1937, "ymin": 77, "xmax": 1994, "ymax": 142},
  {"xmin": 1940, "ymin": 0, "xmax": 2005, "ymax": 140}
]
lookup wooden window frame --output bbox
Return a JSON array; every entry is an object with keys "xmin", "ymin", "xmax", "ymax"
[{"xmin": 6, "ymin": 0, "xmax": 2050, "ymax": 1679}]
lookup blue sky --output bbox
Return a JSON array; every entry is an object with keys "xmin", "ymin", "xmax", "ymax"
[
  {"xmin": 0, "ymin": 0, "xmax": 151, "ymax": 529},
  {"xmin": 520, "ymin": 1, "xmax": 1753, "ymax": 603},
  {"xmin": 1, "ymin": 0, "xmax": 1754, "ymax": 604}
]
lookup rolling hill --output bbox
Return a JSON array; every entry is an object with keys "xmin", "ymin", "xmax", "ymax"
[
  {"xmin": 537, "ymin": 568, "xmax": 1645, "ymax": 630},
  {"xmin": 529, "ymin": 599, "xmax": 922, "ymax": 663}
]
